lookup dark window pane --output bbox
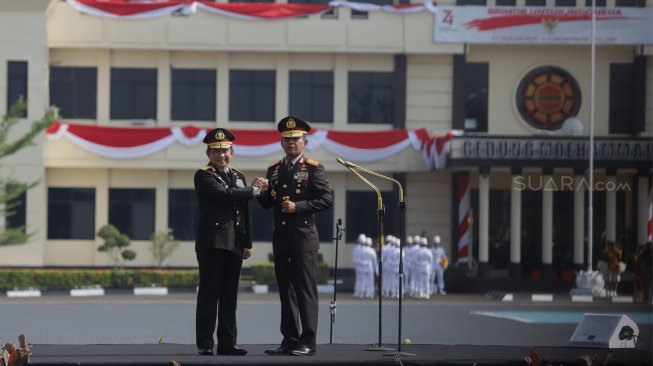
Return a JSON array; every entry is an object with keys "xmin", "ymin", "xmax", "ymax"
[
  {"xmin": 555, "ymin": 0, "xmax": 575, "ymax": 6},
  {"xmin": 110, "ymin": 68, "xmax": 157, "ymax": 120},
  {"xmin": 171, "ymin": 68, "xmax": 216, "ymax": 121},
  {"xmin": 464, "ymin": 63, "xmax": 488, "ymax": 132},
  {"xmin": 289, "ymin": 71, "xmax": 334, "ymax": 123},
  {"xmin": 250, "ymin": 201, "xmax": 274, "ymax": 242},
  {"xmin": 609, "ymin": 63, "xmax": 634, "ymax": 134},
  {"xmin": 348, "ymin": 72, "xmax": 394, "ymax": 124},
  {"xmin": 458, "ymin": 0, "xmax": 486, "ymax": 4},
  {"xmin": 50, "ymin": 66, "xmax": 97, "ymax": 119},
  {"xmin": 168, "ymin": 189, "xmax": 198, "ymax": 241},
  {"xmin": 615, "ymin": 0, "xmax": 639, "ymax": 6},
  {"xmin": 345, "ymin": 191, "xmax": 398, "ymax": 243},
  {"xmin": 6, "ymin": 184, "xmax": 26, "ymax": 233},
  {"xmin": 7, "ymin": 61, "xmax": 27, "ymax": 117},
  {"xmin": 47, "ymin": 187, "xmax": 95, "ymax": 239},
  {"xmin": 525, "ymin": 0, "xmax": 546, "ymax": 5},
  {"xmin": 350, "ymin": 0, "xmax": 392, "ymax": 18},
  {"xmin": 109, "ymin": 188, "xmax": 155, "ymax": 240},
  {"xmin": 229, "ymin": 70, "xmax": 275, "ymax": 122},
  {"xmin": 584, "ymin": 0, "xmax": 606, "ymax": 5},
  {"xmin": 495, "ymin": 0, "xmax": 516, "ymax": 5}
]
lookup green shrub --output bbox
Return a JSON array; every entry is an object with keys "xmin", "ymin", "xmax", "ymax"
[
  {"xmin": 250, "ymin": 263, "xmax": 276, "ymax": 285},
  {"xmin": 0, "ymin": 268, "xmax": 198, "ymax": 290}
]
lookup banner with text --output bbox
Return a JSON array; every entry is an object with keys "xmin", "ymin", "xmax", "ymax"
[{"xmin": 434, "ymin": 6, "xmax": 653, "ymax": 45}]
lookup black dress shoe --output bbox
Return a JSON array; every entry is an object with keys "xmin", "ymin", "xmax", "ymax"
[
  {"xmin": 197, "ymin": 348, "xmax": 213, "ymax": 355},
  {"xmin": 264, "ymin": 345, "xmax": 289, "ymax": 355},
  {"xmin": 217, "ymin": 346, "xmax": 247, "ymax": 355},
  {"xmin": 289, "ymin": 345, "xmax": 315, "ymax": 356}
]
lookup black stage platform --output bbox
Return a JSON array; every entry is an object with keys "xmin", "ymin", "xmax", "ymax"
[{"xmin": 30, "ymin": 343, "xmax": 652, "ymax": 366}]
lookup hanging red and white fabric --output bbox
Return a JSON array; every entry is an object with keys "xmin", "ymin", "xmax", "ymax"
[
  {"xmin": 64, "ymin": 0, "xmax": 437, "ymax": 19},
  {"xmin": 47, "ymin": 122, "xmax": 437, "ymax": 165}
]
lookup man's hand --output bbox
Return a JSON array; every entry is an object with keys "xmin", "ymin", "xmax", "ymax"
[
  {"xmin": 281, "ymin": 199, "xmax": 296, "ymax": 213},
  {"xmin": 243, "ymin": 248, "xmax": 252, "ymax": 260},
  {"xmin": 252, "ymin": 177, "xmax": 269, "ymax": 192}
]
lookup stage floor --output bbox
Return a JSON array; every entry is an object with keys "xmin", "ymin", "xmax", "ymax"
[{"xmin": 29, "ymin": 343, "xmax": 652, "ymax": 366}]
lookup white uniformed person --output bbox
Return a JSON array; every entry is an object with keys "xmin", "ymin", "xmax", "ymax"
[
  {"xmin": 416, "ymin": 237, "xmax": 433, "ymax": 299},
  {"xmin": 431, "ymin": 235, "xmax": 448, "ymax": 295},
  {"xmin": 353, "ymin": 233, "xmax": 367, "ymax": 298},
  {"xmin": 359, "ymin": 237, "xmax": 378, "ymax": 298}
]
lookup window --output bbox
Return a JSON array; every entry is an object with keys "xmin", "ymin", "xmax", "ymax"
[
  {"xmin": 289, "ymin": 71, "xmax": 333, "ymax": 123},
  {"xmin": 110, "ymin": 68, "xmax": 157, "ymax": 120},
  {"xmin": 50, "ymin": 67, "xmax": 97, "ymax": 119},
  {"xmin": 555, "ymin": 0, "xmax": 576, "ymax": 6},
  {"xmin": 464, "ymin": 63, "xmax": 489, "ymax": 132},
  {"xmin": 457, "ymin": 0, "xmax": 487, "ymax": 4},
  {"xmin": 525, "ymin": 0, "xmax": 545, "ymax": 5},
  {"xmin": 348, "ymin": 72, "xmax": 394, "ymax": 124},
  {"xmin": 5, "ymin": 184, "xmax": 27, "ymax": 235},
  {"xmin": 109, "ymin": 188, "xmax": 155, "ymax": 240},
  {"xmin": 171, "ymin": 68, "xmax": 216, "ymax": 121},
  {"xmin": 609, "ymin": 63, "xmax": 634, "ymax": 134},
  {"xmin": 495, "ymin": 0, "xmax": 516, "ymax": 5},
  {"xmin": 168, "ymin": 189, "xmax": 198, "ymax": 241},
  {"xmin": 345, "ymin": 191, "xmax": 398, "ymax": 243},
  {"xmin": 584, "ymin": 0, "xmax": 606, "ymax": 5},
  {"xmin": 7, "ymin": 61, "xmax": 27, "ymax": 116},
  {"xmin": 229, "ymin": 70, "xmax": 275, "ymax": 122},
  {"xmin": 615, "ymin": 0, "xmax": 644, "ymax": 6},
  {"xmin": 48, "ymin": 188, "xmax": 95, "ymax": 240},
  {"xmin": 350, "ymin": 0, "xmax": 392, "ymax": 18},
  {"xmin": 288, "ymin": 0, "xmax": 336, "ymax": 17}
]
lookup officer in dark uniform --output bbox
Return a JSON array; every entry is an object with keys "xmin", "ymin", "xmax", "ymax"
[
  {"xmin": 194, "ymin": 128, "xmax": 268, "ymax": 356},
  {"xmin": 258, "ymin": 116, "xmax": 333, "ymax": 356}
]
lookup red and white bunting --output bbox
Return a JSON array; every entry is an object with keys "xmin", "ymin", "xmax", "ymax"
[
  {"xmin": 64, "ymin": 0, "xmax": 437, "ymax": 19},
  {"xmin": 46, "ymin": 122, "xmax": 444, "ymax": 166}
]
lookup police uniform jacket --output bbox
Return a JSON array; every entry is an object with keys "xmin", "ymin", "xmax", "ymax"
[
  {"xmin": 194, "ymin": 164, "xmax": 253, "ymax": 254},
  {"xmin": 258, "ymin": 156, "xmax": 333, "ymax": 253}
]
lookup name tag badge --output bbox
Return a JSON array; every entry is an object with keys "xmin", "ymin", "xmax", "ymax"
[{"xmin": 236, "ymin": 179, "xmax": 245, "ymax": 188}]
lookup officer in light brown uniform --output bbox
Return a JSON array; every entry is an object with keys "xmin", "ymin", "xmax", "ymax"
[
  {"xmin": 258, "ymin": 116, "xmax": 333, "ymax": 356},
  {"xmin": 194, "ymin": 128, "xmax": 268, "ymax": 356}
]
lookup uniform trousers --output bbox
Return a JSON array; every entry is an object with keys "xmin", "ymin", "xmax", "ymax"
[
  {"xmin": 196, "ymin": 249, "xmax": 243, "ymax": 350},
  {"xmin": 273, "ymin": 249, "xmax": 319, "ymax": 349}
]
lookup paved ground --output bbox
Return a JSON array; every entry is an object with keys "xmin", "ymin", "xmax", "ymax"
[{"xmin": 1, "ymin": 291, "xmax": 651, "ymax": 351}]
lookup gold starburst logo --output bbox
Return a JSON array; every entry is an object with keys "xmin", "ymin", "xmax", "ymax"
[
  {"xmin": 286, "ymin": 118, "xmax": 296, "ymax": 129},
  {"xmin": 215, "ymin": 131, "xmax": 225, "ymax": 140}
]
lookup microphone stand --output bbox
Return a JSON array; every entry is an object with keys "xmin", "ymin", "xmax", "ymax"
[
  {"xmin": 338, "ymin": 158, "xmax": 414, "ymax": 357},
  {"xmin": 329, "ymin": 218, "xmax": 344, "ymax": 344},
  {"xmin": 338, "ymin": 159, "xmax": 393, "ymax": 352}
]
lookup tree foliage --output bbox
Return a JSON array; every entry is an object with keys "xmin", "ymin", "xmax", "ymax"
[
  {"xmin": 149, "ymin": 229, "xmax": 180, "ymax": 267},
  {"xmin": 0, "ymin": 97, "xmax": 58, "ymax": 245},
  {"xmin": 97, "ymin": 224, "xmax": 137, "ymax": 268}
]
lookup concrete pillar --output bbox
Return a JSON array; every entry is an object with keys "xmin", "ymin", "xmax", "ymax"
[
  {"xmin": 605, "ymin": 174, "xmax": 617, "ymax": 243},
  {"xmin": 573, "ymin": 174, "xmax": 585, "ymax": 270},
  {"xmin": 541, "ymin": 174, "xmax": 553, "ymax": 278},
  {"xmin": 478, "ymin": 170, "xmax": 490, "ymax": 277},
  {"xmin": 510, "ymin": 170, "xmax": 522, "ymax": 278},
  {"xmin": 638, "ymin": 175, "xmax": 651, "ymax": 246}
]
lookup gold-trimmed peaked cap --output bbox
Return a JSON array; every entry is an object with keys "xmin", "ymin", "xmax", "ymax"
[
  {"xmin": 278, "ymin": 116, "xmax": 311, "ymax": 138},
  {"xmin": 203, "ymin": 128, "xmax": 235, "ymax": 149}
]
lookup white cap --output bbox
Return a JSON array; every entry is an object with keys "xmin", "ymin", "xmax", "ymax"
[
  {"xmin": 433, "ymin": 235, "xmax": 441, "ymax": 244},
  {"xmin": 420, "ymin": 237, "xmax": 428, "ymax": 246},
  {"xmin": 406, "ymin": 235, "xmax": 414, "ymax": 245},
  {"xmin": 366, "ymin": 237, "xmax": 373, "ymax": 246},
  {"xmin": 357, "ymin": 234, "xmax": 367, "ymax": 245}
]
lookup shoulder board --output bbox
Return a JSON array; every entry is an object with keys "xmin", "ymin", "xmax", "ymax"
[
  {"xmin": 231, "ymin": 167, "xmax": 244, "ymax": 176},
  {"xmin": 305, "ymin": 158, "xmax": 320, "ymax": 167},
  {"xmin": 200, "ymin": 165, "xmax": 212, "ymax": 171},
  {"xmin": 269, "ymin": 160, "xmax": 282, "ymax": 168}
]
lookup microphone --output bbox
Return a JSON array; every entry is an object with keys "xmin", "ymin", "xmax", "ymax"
[{"xmin": 336, "ymin": 157, "xmax": 404, "ymax": 203}]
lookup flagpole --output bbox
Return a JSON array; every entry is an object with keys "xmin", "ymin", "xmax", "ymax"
[{"xmin": 587, "ymin": 1, "xmax": 596, "ymax": 272}]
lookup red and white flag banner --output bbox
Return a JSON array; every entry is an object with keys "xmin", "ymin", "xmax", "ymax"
[
  {"xmin": 434, "ymin": 6, "xmax": 653, "ymax": 45},
  {"xmin": 456, "ymin": 172, "xmax": 471, "ymax": 264},
  {"xmin": 46, "ymin": 122, "xmax": 442, "ymax": 166},
  {"xmin": 65, "ymin": 0, "xmax": 436, "ymax": 20}
]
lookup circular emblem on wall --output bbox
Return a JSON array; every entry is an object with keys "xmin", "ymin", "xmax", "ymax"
[{"xmin": 516, "ymin": 66, "xmax": 581, "ymax": 130}]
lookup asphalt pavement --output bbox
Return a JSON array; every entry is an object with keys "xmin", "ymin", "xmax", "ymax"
[{"xmin": 1, "ymin": 291, "xmax": 651, "ymax": 351}]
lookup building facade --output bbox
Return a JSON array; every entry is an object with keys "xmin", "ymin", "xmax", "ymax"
[{"xmin": 0, "ymin": 0, "xmax": 651, "ymax": 279}]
